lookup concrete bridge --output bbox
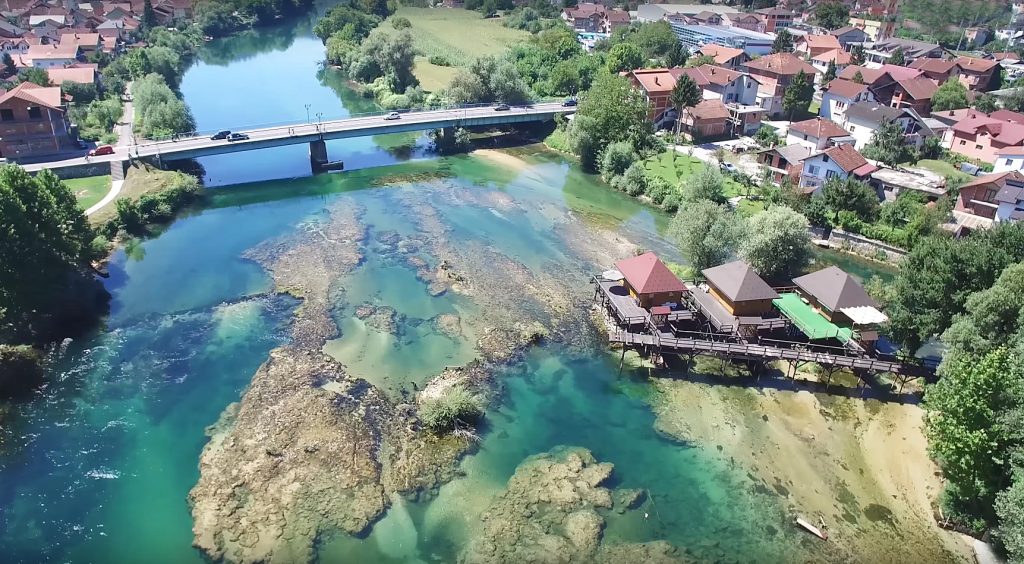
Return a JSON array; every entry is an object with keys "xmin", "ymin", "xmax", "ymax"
[{"xmin": 23, "ymin": 102, "xmax": 572, "ymax": 175}]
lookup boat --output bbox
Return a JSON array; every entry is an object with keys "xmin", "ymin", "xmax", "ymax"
[{"xmin": 796, "ymin": 516, "xmax": 828, "ymax": 540}]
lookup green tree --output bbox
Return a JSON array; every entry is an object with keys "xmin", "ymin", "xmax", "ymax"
[
  {"xmin": 821, "ymin": 176, "xmax": 879, "ymax": 222},
  {"xmin": 446, "ymin": 56, "xmax": 531, "ymax": 104},
  {"xmin": 925, "ymin": 348, "xmax": 1023, "ymax": 521},
  {"xmin": 996, "ymin": 478, "xmax": 1024, "ymax": 562},
  {"xmin": 141, "ymin": 0, "xmax": 157, "ymax": 31},
  {"xmin": 975, "ymin": 93, "xmax": 999, "ymax": 114},
  {"xmin": 932, "ymin": 78, "xmax": 970, "ymax": 112},
  {"xmin": 19, "ymin": 67, "xmax": 50, "ymax": 87},
  {"xmin": 391, "ymin": 16, "xmax": 411, "ymax": 29},
  {"xmin": 772, "ymin": 28, "xmax": 794, "ymax": 53},
  {"xmin": 680, "ymin": 162, "xmax": 727, "ymax": 204},
  {"xmin": 754, "ymin": 125, "xmax": 779, "ymax": 147},
  {"xmin": 850, "ymin": 44, "xmax": 865, "ymax": 66},
  {"xmin": 61, "ymin": 80, "xmax": 98, "ymax": 105},
  {"xmin": 599, "ymin": 140, "xmax": 635, "ymax": 181},
  {"xmin": 625, "ymin": 21, "xmax": 678, "ymax": 59},
  {"xmin": 942, "ymin": 263, "xmax": 1024, "ymax": 360},
  {"xmin": 1004, "ymin": 88, "xmax": 1024, "ymax": 113},
  {"xmin": 782, "ymin": 70, "xmax": 813, "ymax": 119},
  {"xmin": 565, "ymin": 72, "xmax": 653, "ymax": 171},
  {"xmin": 823, "ymin": 59, "xmax": 837, "ymax": 84},
  {"xmin": 851, "ymin": 70, "xmax": 865, "ymax": 84},
  {"xmin": 669, "ymin": 74, "xmax": 701, "ymax": 145},
  {"xmin": 815, "ymin": 1, "xmax": 850, "ymax": 30},
  {"xmin": 739, "ymin": 206, "xmax": 811, "ymax": 279},
  {"xmin": 1, "ymin": 52, "xmax": 14, "ymax": 76},
  {"xmin": 665, "ymin": 40, "xmax": 688, "ymax": 68},
  {"xmin": 684, "ymin": 54, "xmax": 716, "ymax": 68},
  {"xmin": 862, "ymin": 118, "xmax": 914, "ymax": 167},
  {"xmin": 607, "ymin": 42, "xmax": 644, "ymax": 72},
  {"xmin": 889, "ymin": 47, "xmax": 905, "ymax": 66},
  {"xmin": 670, "ymin": 200, "xmax": 739, "ymax": 273}
]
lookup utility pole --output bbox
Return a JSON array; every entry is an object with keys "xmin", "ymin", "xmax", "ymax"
[{"xmin": 305, "ymin": 104, "xmax": 311, "ymax": 124}]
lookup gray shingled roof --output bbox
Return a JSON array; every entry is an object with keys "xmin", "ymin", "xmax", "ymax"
[
  {"xmin": 844, "ymin": 101, "xmax": 903, "ymax": 126},
  {"xmin": 702, "ymin": 260, "xmax": 780, "ymax": 302},
  {"xmin": 792, "ymin": 266, "xmax": 878, "ymax": 312}
]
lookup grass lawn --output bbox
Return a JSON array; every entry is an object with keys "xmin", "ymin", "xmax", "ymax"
[
  {"xmin": 89, "ymin": 164, "xmax": 184, "ymax": 225},
  {"xmin": 808, "ymin": 100, "xmax": 821, "ymax": 115},
  {"xmin": 642, "ymin": 150, "xmax": 746, "ymax": 196},
  {"xmin": 65, "ymin": 175, "xmax": 111, "ymax": 210},
  {"xmin": 914, "ymin": 159, "xmax": 973, "ymax": 182},
  {"xmin": 380, "ymin": 8, "xmax": 531, "ymax": 91}
]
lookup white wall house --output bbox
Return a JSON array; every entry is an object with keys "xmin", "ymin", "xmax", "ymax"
[
  {"xmin": 994, "ymin": 148, "xmax": 1024, "ymax": 174},
  {"xmin": 819, "ymin": 79, "xmax": 875, "ymax": 123},
  {"xmin": 798, "ymin": 144, "xmax": 875, "ymax": 193},
  {"xmin": 785, "ymin": 117, "xmax": 853, "ymax": 152},
  {"xmin": 841, "ymin": 102, "xmax": 934, "ymax": 151}
]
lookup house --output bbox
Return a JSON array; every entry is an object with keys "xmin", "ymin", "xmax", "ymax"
[
  {"xmin": 790, "ymin": 266, "xmax": 884, "ymax": 328},
  {"xmin": 561, "ymin": 3, "xmax": 629, "ymax": 33},
  {"xmin": 729, "ymin": 104, "xmax": 769, "ymax": 136},
  {"xmin": 697, "ymin": 44, "xmax": 748, "ymax": 70},
  {"xmin": 755, "ymin": 7, "xmax": 793, "ymax": 33},
  {"xmin": 614, "ymin": 252, "xmax": 687, "ymax": 309},
  {"xmin": 786, "ymin": 117, "xmax": 853, "ymax": 151},
  {"xmin": 909, "ymin": 58, "xmax": 959, "ymax": 83},
  {"xmin": 811, "ymin": 49, "xmax": 852, "ymax": 84},
  {"xmin": 889, "ymin": 77, "xmax": 939, "ymax": 115},
  {"xmin": 842, "ymin": 101, "xmax": 933, "ymax": 150},
  {"xmin": 678, "ymin": 99, "xmax": 731, "ymax": 140},
  {"xmin": 830, "ymin": 25, "xmax": 870, "ymax": 48},
  {"xmin": 0, "ymin": 81, "xmax": 75, "ymax": 160},
  {"xmin": 743, "ymin": 52, "xmax": 818, "ymax": 118},
  {"xmin": 46, "ymin": 65, "xmax": 96, "ymax": 87},
  {"xmin": 795, "ymin": 34, "xmax": 841, "ymax": 58},
  {"xmin": 948, "ymin": 113, "xmax": 1024, "ymax": 163},
  {"xmin": 820, "ymin": 78, "xmax": 875, "ymax": 122},
  {"xmin": 0, "ymin": 20, "xmax": 26, "ymax": 39},
  {"xmin": 848, "ymin": 16, "xmax": 892, "ymax": 42},
  {"xmin": 700, "ymin": 260, "xmax": 779, "ymax": 317},
  {"xmin": 994, "ymin": 147, "xmax": 1024, "ymax": 174},
  {"xmin": 59, "ymin": 32, "xmax": 100, "ymax": 55},
  {"xmin": 678, "ymin": 64, "xmax": 760, "ymax": 105},
  {"xmin": 964, "ymin": 26, "xmax": 991, "ymax": 47},
  {"xmin": 798, "ymin": 143, "xmax": 876, "ymax": 192},
  {"xmin": 1, "ymin": 38, "xmax": 30, "ymax": 54},
  {"xmin": 955, "ymin": 171, "xmax": 1024, "ymax": 224},
  {"xmin": 955, "ymin": 56, "xmax": 999, "ymax": 92},
  {"xmin": 864, "ymin": 38, "xmax": 943, "ymax": 65},
  {"xmin": 759, "ymin": 143, "xmax": 813, "ymax": 184},
  {"xmin": 724, "ymin": 12, "xmax": 764, "ymax": 32},
  {"xmin": 625, "ymin": 67, "xmax": 680, "ymax": 121},
  {"xmin": 24, "ymin": 42, "xmax": 80, "ymax": 68}
]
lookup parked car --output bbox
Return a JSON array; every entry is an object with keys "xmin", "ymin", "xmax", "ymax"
[
  {"xmin": 494, "ymin": 103, "xmax": 510, "ymax": 111},
  {"xmin": 720, "ymin": 163, "xmax": 738, "ymax": 174},
  {"xmin": 384, "ymin": 111, "xmax": 401, "ymax": 120},
  {"xmin": 210, "ymin": 130, "xmax": 231, "ymax": 140},
  {"xmin": 88, "ymin": 145, "xmax": 114, "ymax": 156},
  {"xmin": 562, "ymin": 98, "xmax": 577, "ymax": 107},
  {"xmin": 226, "ymin": 133, "xmax": 250, "ymax": 142}
]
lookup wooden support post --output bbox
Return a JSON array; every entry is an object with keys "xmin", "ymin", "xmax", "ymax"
[{"xmin": 618, "ymin": 345, "xmax": 627, "ymax": 375}]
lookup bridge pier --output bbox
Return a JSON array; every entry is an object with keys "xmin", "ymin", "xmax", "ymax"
[{"xmin": 309, "ymin": 139, "xmax": 328, "ymax": 173}]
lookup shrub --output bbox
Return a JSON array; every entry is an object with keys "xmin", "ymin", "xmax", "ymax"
[
  {"xmin": 662, "ymin": 192, "xmax": 681, "ymax": 213},
  {"xmin": 419, "ymin": 385, "xmax": 485, "ymax": 433},
  {"xmin": 620, "ymin": 162, "xmax": 648, "ymax": 196},
  {"xmin": 428, "ymin": 55, "xmax": 451, "ymax": 66},
  {"xmin": 647, "ymin": 176, "xmax": 672, "ymax": 205},
  {"xmin": 599, "ymin": 141, "xmax": 635, "ymax": 181},
  {"xmin": 391, "ymin": 16, "xmax": 412, "ymax": 29}
]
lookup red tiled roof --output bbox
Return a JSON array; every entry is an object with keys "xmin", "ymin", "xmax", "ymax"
[
  {"xmin": 0, "ymin": 81, "xmax": 63, "ymax": 110},
  {"xmin": 698, "ymin": 44, "xmax": 745, "ymax": 65},
  {"xmin": 837, "ymin": 65, "xmax": 887, "ymax": 85},
  {"xmin": 789, "ymin": 117, "xmax": 850, "ymax": 139},
  {"xmin": 744, "ymin": 52, "xmax": 817, "ymax": 76},
  {"xmin": 896, "ymin": 76, "xmax": 939, "ymax": 100},
  {"xmin": 960, "ymin": 171, "xmax": 1024, "ymax": 191},
  {"xmin": 812, "ymin": 48, "xmax": 851, "ymax": 65},
  {"xmin": 879, "ymin": 64, "xmax": 923, "ymax": 81},
  {"xmin": 989, "ymin": 109, "xmax": 1024, "ymax": 124},
  {"xmin": 615, "ymin": 252, "xmax": 687, "ymax": 295},
  {"xmin": 680, "ymin": 64, "xmax": 745, "ymax": 87},
  {"xmin": 686, "ymin": 98, "xmax": 730, "ymax": 120},
  {"xmin": 820, "ymin": 144, "xmax": 871, "ymax": 173},
  {"xmin": 824, "ymin": 78, "xmax": 868, "ymax": 99},
  {"xmin": 909, "ymin": 58, "xmax": 957, "ymax": 73},
  {"xmin": 953, "ymin": 116, "xmax": 1024, "ymax": 146},
  {"xmin": 955, "ymin": 56, "xmax": 999, "ymax": 73},
  {"xmin": 802, "ymin": 34, "xmax": 841, "ymax": 50},
  {"xmin": 627, "ymin": 68, "xmax": 679, "ymax": 94}
]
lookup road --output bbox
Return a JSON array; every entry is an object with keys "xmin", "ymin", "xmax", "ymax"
[{"xmin": 22, "ymin": 102, "xmax": 571, "ymax": 172}]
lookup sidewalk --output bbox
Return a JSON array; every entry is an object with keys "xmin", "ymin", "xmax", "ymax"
[{"xmin": 85, "ymin": 83, "xmax": 133, "ymax": 217}]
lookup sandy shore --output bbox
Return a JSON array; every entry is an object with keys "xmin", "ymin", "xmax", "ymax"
[
  {"xmin": 649, "ymin": 373, "xmax": 973, "ymax": 563},
  {"xmin": 472, "ymin": 149, "xmax": 531, "ymax": 170}
]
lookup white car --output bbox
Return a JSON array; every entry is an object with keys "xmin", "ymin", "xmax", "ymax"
[{"xmin": 384, "ymin": 112, "xmax": 401, "ymax": 120}]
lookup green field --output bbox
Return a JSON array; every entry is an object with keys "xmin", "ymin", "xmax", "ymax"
[
  {"xmin": 380, "ymin": 8, "xmax": 531, "ymax": 91},
  {"xmin": 642, "ymin": 150, "xmax": 746, "ymax": 196},
  {"xmin": 65, "ymin": 175, "xmax": 111, "ymax": 210},
  {"xmin": 914, "ymin": 159, "xmax": 973, "ymax": 182}
]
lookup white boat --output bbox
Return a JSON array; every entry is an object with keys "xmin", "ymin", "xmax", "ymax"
[{"xmin": 796, "ymin": 516, "xmax": 828, "ymax": 540}]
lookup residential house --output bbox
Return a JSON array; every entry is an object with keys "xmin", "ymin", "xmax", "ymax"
[
  {"xmin": 949, "ymin": 113, "xmax": 1024, "ymax": 163},
  {"xmin": 561, "ymin": 3, "xmax": 629, "ymax": 33},
  {"xmin": 841, "ymin": 101, "xmax": 934, "ymax": 150},
  {"xmin": 955, "ymin": 56, "xmax": 999, "ymax": 92},
  {"xmin": 908, "ymin": 58, "xmax": 959, "ymax": 83},
  {"xmin": 758, "ymin": 143, "xmax": 813, "ymax": 184},
  {"xmin": 678, "ymin": 99, "xmax": 731, "ymax": 140},
  {"xmin": 848, "ymin": 16, "xmax": 892, "ymax": 42},
  {"xmin": 685, "ymin": 11, "xmax": 723, "ymax": 25},
  {"xmin": 724, "ymin": 12, "xmax": 764, "ymax": 32},
  {"xmin": 889, "ymin": 76, "xmax": 939, "ymax": 115},
  {"xmin": 930, "ymin": 107, "xmax": 986, "ymax": 146},
  {"xmin": 795, "ymin": 34, "xmax": 841, "ymax": 58},
  {"xmin": 678, "ymin": 64, "xmax": 760, "ymax": 105},
  {"xmin": 1, "ymin": 38, "xmax": 29, "ymax": 54},
  {"xmin": 755, "ymin": 7, "xmax": 793, "ymax": 33},
  {"xmin": 24, "ymin": 42, "xmax": 79, "ymax": 68},
  {"xmin": 798, "ymin": 143, "xmax": 877, "ymax": 193},
  {"xmin": 964, "ymin": 26, "xmax": 991, "ymax": 47},
  {"xmin": 700, "ymin": 260, "xmax": 779, "ymax": 317},
  {"xmin": 820, "ymin": 78, "xmax": 875, "ymax": 122},
  {"xmin": 697, "ymin": 44, "xmax": 748, "ymax": 70},
  {"xmin": 955, "ymin": 171, "xmax": 1024, "ymax": 224},
  {"xmin": 836, "ymin": 65, "xmax": 902, "ymax": 103},
  {"xmin": 60, "ymin": 31, "xmax": 100, "ymax": 55},
  {"xmin": 624, "ymin": 67, "xmax": 679, "ymax": 121},
  {"xmin": 864, "ymin": 38, "xmax": 943, "ymax": 65},
  {"xmin": 0, "ymin": 81, "xmax": 75, "ymax": 159},
  {"xmin": 994, "ymin": 147, "xmax": 1024, "ymax": 174},
  {"xmin": 46, "ymin": 65, "xmax": 96, "ymax": 88},
  {"xmin": 830, "ymin": 25, "xmax": 870, "ymax": 48},
  {"xmin": 811, "ymin": 49, "xmax": 852, "ymax": 83},
  {"xmin": 743, "ymin": 52, "xmax": 818, "ymax": 118},
  {"xmin": 786, "ymin": 117, "xmax": 853, "ymax": 151},
  {"xmin": 0, "ymin": 20, "xmax": 26, "ymax": 39},
  {"xmin": 791, "ymin": 266, "xmax": 883, "ymax": 326}
]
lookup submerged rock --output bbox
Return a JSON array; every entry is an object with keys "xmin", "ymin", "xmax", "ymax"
[
  {"xmin": 432, "ymin": 313, "xmax": 463, "ymax": 339},
  {"xmin": 354, "ymin": 303, "xmax": 399, "ymax": 335}
]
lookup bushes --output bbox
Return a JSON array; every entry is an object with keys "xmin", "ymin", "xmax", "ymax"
[
  {"xmin": 391, "ymin": 16, "xmax": 411, "ymax": 29},
  {"xmin": 599, "ymin": 141, "xmax": 635, "ymax": 181},
  {"xmin": 132, "ymin": 73, "xmax": 196, "ymax": 139},
  {"xmin": 69, "ymin": 96, "xmax": 123, "ymax": 142},
  {"xmin": 428, "ymin": 55, "xmax": 451, "ymax": 66},
  {"xmin": 419, "ymin": 385, "xmax": 485, "ymax": 433},
  {"xmin": 103, "ymin": 172, "xmax": 201, "ymax": 236}
]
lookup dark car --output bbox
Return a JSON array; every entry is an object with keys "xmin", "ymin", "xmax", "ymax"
[
  {"xmin": 88, "ymin": 145, "xmax": 114, "ymax": 156},
  {"xmin": 562, "ymin": 98, "xmax": 577, "ymax": 107},
  {"xmin": 494, "ymin": 103, "xmax": 510, "ymax": 111},
  {"xmin": 226, "ymin": 132, "xmax": 250, "ymax": 142},
  {"xmin": 210, "ymin": 130, "xmax": 231, "ymax": 140}
]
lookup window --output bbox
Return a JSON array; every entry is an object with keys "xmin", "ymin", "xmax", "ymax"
[
  {"xmin": 984, "ymin": 188, "xmax": 998, "ymax": 201},
  {"xmin": 0, "ymin": 109, "xmax": 13, "ymax": 122},
  {"xmin": 802, "ymin": 133, "xmax": 808, "ymax": 140},
  {"xmin": 27, "ymin": 107, "xmax": 41, "ymax": 120},
  {"xmin": 976, "ymin": 144, "xmax": 983, "ymax": 150},
  {"xmin": 808, "ymin": 165, "xmax": 820, "ymax": 175},
  {"xmin": 849, "ymin": 125, "xmax": 856, "ymax": 131},
  {"xmin": 826, "ymin": 170, "xmax": 840, "ymax": 179},
  {"xmin": 823, "ymin": 155, "xmax": 830, "ymax": 162},
  {"xmin": 960, "ymin": 140, "xmax": 967, "ymax": 145},
  {"xmin": 1007, "ymin": 159, "xmax": 1015, "ymax": 167}
]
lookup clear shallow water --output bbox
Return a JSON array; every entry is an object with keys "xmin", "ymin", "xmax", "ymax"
[{"xmin": 0, "ymin": 18, "xmax": 897, "ymax": 563}]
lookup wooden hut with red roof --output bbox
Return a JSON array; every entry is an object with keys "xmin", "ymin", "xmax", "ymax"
[{"xmin": 614, "ymin": 252, "xmax": 687, "ymax": 309}]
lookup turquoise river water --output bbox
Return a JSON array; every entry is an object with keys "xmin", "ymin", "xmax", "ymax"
[{"xmin": 0, "ymin": 16, "xmax": 895, "ymax": 563}]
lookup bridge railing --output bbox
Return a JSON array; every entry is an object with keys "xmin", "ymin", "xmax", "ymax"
[{"xmin": 132, "ymin": 99, "xmax": 569, "ymax": 147}]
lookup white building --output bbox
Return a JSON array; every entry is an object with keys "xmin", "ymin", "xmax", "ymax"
[
  {"xmin": 799, "ymin": 144, "xmax": 877, "ymax": 193},
  {"xmin": 819, "ymin": 78, "xmax": 875, "ymax": 123},
  {"xmin": 994, "ymin": 148, "xmax": 1024, "ymax": 174}
]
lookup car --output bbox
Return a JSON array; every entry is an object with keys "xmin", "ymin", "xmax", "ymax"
[
  {"xmin": 226, "ymin": 132, "xmax": 250, "ymax": 142},
  {"xmin": 494, "ymin": 103, "xmax": 510, "ymax": 111},
  {"xmin": 88, "ymin": 145, "xmax": 114, "ymax": 157},
  {"xmin": 720, "ymin": 163, "xmax": 738, "ymax": 174},
  {"xmin": 561, "ymin": 98, "xmax": 577, "ymax": 107},
  {"xmin": 384, "ymin": 111, "xmax": 401, "ymax": 120},
  {"xmin": 210, "ymin": 130, "xmax": 231, "ymax": 140}
]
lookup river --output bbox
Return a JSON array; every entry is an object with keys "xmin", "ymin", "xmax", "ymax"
[{"xmin": 0, "ymin": 17, "xmax": 923, "ymax": 564}]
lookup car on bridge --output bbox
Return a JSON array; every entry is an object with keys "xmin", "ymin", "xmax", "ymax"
[
  {"xmin": 227, "ymin": 132, "xmax": 250, "ymax": 142},
  {"xmin": 88, "ymin": 145, "xmax": 114, "ymax": 157},
  {"xmin": 494, "ymin": 104, "xmax": 510, "ymax": 111},
  {"xmin": 210, "ymin": 130, "xmax": 231, "ymax": 140},
  {"xmin": 562, "ymin": 98, "xmax": 577, "ymax": 107},
  {"xmin": 384, "ymin": 112, "xmax": 401, "ymax": 120}
]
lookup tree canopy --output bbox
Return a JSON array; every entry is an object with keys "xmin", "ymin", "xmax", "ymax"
[
  {"xmin": 772, "ymin": 28, "xmax": 794, "ymax": 53},
  {"xmin": 565, "ymin": 72, "xmax": 653, "ymax": 171},
  {"xmin": 815, "ymin": 1, "xmax": 850, "ymax": 30},
  {"xmin": 606, "ymin": 42, "xmax": 645, "ymax": 73},
  {"xmin": 783, "ymin": 70, "xmax": 813, "ymax": 119},
  {"xmin": 932, "ymin": 78, "xmax": 970, "ymax": 112},
  {"xmin": 821, "ymin": 177, "xmax": 880, "ymax": 222},
  {"xmin": 739, "ymin": 206, "xmax": 811, "ymax": 279},
  {"xmin": 446, "ymin": 56, "xmax": 531, "ymax": 105},
  {"xmin": 670, "ymin": 200, "xmax": 739, "ymax": 274},
  {"xmin": 862, "ymin": 118, "xmax": 914, "ymax": 168}
]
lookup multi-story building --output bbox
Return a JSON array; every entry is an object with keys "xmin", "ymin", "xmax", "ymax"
[
  {"xmin": 0, "ymin": 82, "xmax": 76, "ymax": 160},
  {"xmin": 820, "ymin": 78, "xmax": 876, "ymax": 123},
  {"xmin": 955, "ymin": 171, "xmax": 1024, "ymax": 225},
  {"xmin": 754, "ymin": 7, "xmax": 794, "ymax": 33},
  {"xmin": 743, "ymin": 52, "xmax": 818, "ymax": 118},
  {"xmin": 948, "ymin": 112, "xmax": 1024, "ymax": 164},
  {"xmin": 670, "ymin": 23, "xmax": 775, "ymax": 56}
]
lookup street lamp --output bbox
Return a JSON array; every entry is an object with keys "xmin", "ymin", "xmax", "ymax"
[{"xmin": 305, "ymin": 104, "xmax": 311, "ymax": 124}]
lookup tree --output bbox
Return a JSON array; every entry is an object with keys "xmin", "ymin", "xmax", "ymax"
[
  {"xmin": 1, "ymin": 52, "xmax": 14, "ymax": 76},
  {"xmin": 996, "ymin": 478, "xmax": 1024, "ymax": 563},
  {"xmin": 782, "ymin": 70, "xmax": 813, "ymax": 120},
  {"xmin": 19, "ymin": 67, "xmax": 50, "ymax": 87},
  {"xmin": 851, "ymin": 70, "xmax": 865, "ymax": 84},
  {"xmin": 932, "ymin": 78, "xmax": 970, "ymax": 112},
  {"xmin": 739, "ymin": 206, "xmax": 811, "ymax": 279},
  {"xmin": 924, "ymin": 348, "xmax": 1023, "ymax": 521},
  {"xmin": 680, "ymin": 163, "xmax": 727, "ymax": 204},
  {"xmin": 391, "ymin": 16, "xmax": 411, "ymax": 29},
  {"xmin": 941, "ymin": 263, "xmax": 1024, "ymax": 360},
  {"xmin": 61, "ymin": 80, "xmax": 98, "ymax": 105},
  {"xmin": 815, "ymin": 1, "xmax": 850, "ymax": 30},
  {"xmin": 821, "ymin": 177, "xmax": 879, "ymax": 222},
  {"xmin": 975, "ymin": 93, "xmax": 999, "ymax": 114},
  {"xmin": 599, "ymin": 141, "xmax": 635, "ymax": 180},
  {"xmin": 670, "ymin": 200, "xmax": 739, "ymax": 273},
  {"xmin": 607, "ymin": 42, "xmax": 644, "ymax": 73},
  {"xmin": 862, "ymin": 118, "xmax": 914, "ymax": 168},
  {"xmin": 850, "ymin": 44, "xmax": 865, "ymax": 66},
  {"xmin": 141, "ymin": 0, "xmax": 156, "ymax": 31},
  {"xmin": 446, "ymin": 56, "xmax": 531, "ymax": 105},
  {"xmin": 823, "ymin": 59, "xmax": 837, "ymax": 84},
  {"xmin": 889, "ymin": 47, "xmax": 905, "ymax": 66},
  {"xmin": 670, "ymin": 74, "xmax": 701, "ymax": 145},
  {"xmin": 772, "ymin": 28, "xmax": 794, "ymax": 54},
  {"xmin": 665, "ymin": 40, "xmax": 688, "ymax": 68},
  {"xmin": 1004, "ymin": 88, "xmax": 1024, "ymax": 113},
  {"xmin": 684, "ymin": 54, "xmax": 716, "ymax": 68},
  {"xmin": 565, "ymin": 72, "xmax": 653, "ymax": 171}
]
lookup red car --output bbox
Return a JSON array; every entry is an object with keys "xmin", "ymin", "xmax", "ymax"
[{"xmin": 88, "ymin": 145, "xmax": 114, "ymax": 157}]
